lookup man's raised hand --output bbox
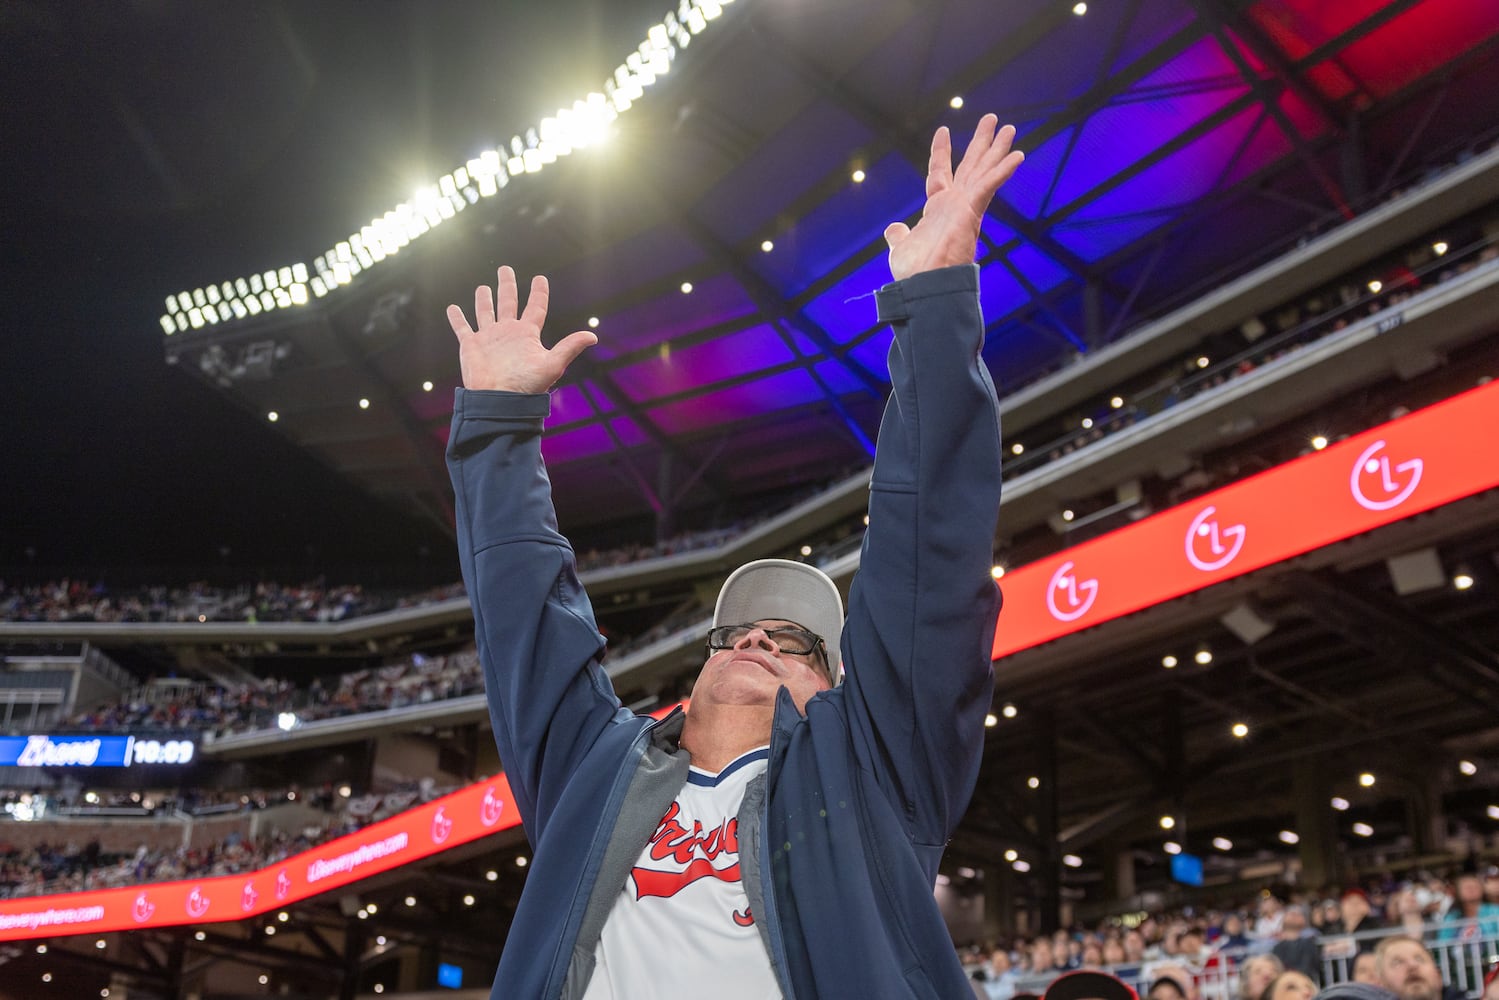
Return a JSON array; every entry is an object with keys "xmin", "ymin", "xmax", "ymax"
[
  {"xmin": 884, "ymin": 114, "xmax": 1024, "ymax": 282},
  {"xmin": 446, "ymin": 267, "xmax": 597, "ymax": 393}
]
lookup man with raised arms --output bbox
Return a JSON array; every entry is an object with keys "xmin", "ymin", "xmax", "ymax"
[{"xmin": 445, "ymin": 114, "xmax": 1021, "ymax": 998}]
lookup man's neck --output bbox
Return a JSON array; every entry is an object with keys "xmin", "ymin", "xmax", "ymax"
[{"xmin": 679, "ymin": 702, "xmax": 775, "ymax": 774}]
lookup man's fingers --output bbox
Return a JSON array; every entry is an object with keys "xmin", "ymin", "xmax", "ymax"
[
  {"xmin": 883, "ymin": 221, "xmax": 911, "ymax": 248},
  {"xmin": 926, "ymin": 126, "xmax": 953, "ymax": 198},
  {"xmin": 520, "ymin": 274, "xmax": 549, "ymax": 330},
  {"xmin": 551, "ymin": 330, "xmax": 598, "ymax": 373},
  {"xmin": 474, "ymin": 284, "xmax": 495, "ymax": 328},
  {"xmin": 496, "ymin": 265, "xmax": 519, "ymax": 321},
  {"xmin": 446, "ymin": 304, "xmax": 474, "ymax": 340},
  {"xmin": 954, "ymin": 114, "xmax": 998, "ymax": 184},
  {"xmin": 976, "ymin": 123, "xmax": 1018, "ymax": 176}
]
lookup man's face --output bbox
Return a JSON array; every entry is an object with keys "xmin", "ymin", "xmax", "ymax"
[
  {"xmin": 991, "ymin": 950, "xmax": 1010, "ymax": 974},
  {"xmin": 1353, "ymin": 952, "xmax": 1380, "ymax": 986},
  {"xmin": 689, "ymin": 619, "xmax": 831, "ymax": 714},
  {"xmin": 1380, "ymin": 940, "xmax": 1443, "ymax": 1000},
  {"xmin": 1457, "ymin": 875, "xmax": 1482, "ymax": 904},
  {"xmin": 1150, "ymin": 980, "xmax": 1187, "ymax": 1000}
]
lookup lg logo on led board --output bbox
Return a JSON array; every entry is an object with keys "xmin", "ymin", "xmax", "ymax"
[
  {"xmin": 1185, "ymin": 506, "xmax": 1246, "ymax": 572},
  {"xmin": 1046, "ymin": 561, "xmax": 1098, "ymax": 622},
  {"xmin": 1350, "ymin": 441, "xmax": 1422, "ymax": 511}
]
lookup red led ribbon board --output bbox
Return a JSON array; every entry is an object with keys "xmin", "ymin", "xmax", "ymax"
[
  {"xmin": 0, "ymin": 776, "xmax": 520, "ymax": 940},
  {"xmin": 993, "ymin": 380, "xmax": 1499, "ymax": 661}
]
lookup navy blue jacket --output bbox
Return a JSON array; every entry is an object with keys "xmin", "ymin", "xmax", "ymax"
[{"xmin": 446, "ymin": 263, "xmax": 1004, "ymax": 998}]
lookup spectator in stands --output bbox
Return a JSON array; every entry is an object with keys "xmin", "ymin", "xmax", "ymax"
[
  {"xmin": 1437, "ymin": 873, "xmax": 1499, "ymax": 941},
  {"xmin": 1256, "ymin": 897, "xmax": 1287, "ymax": 941},
  {"xmin": 1149, "ymin": 974, "xmax": 1191, "ymax": 1000},
  {"xmin": 1125, "ymin": 931, "xmax": 1149, "ymax": 967},
  {"xmin": 986, "ymin": 947, "xmax": 1020, "ymax": 1000},
  {"xmin": 1219, "ymin": 913, "xmax": 1250, "ymax": 950},
  {"xmin": 1273, "ymin": 906, "xmax": 1323, "ymax": 981},
  {"xmin": 1386, "ymin": 888, "xmax": 1428, "ymax": 939},
  {"xmin": 1338, "ymin": 890, "xmax": 1384, "ymax": 945},
  {"xmin": 1484, "ymin": 867, "xmax": 1499, "ymax": 906},
  {"xmin": 1374, "ymin": 936, "xmax": 1450, "ymax": 1000},
  {"xmin": 1265, "ymin": 970, "xmax": 1318, "ymax": 1000},
  {"xmin": 1034, "ymin": 937, "xmax": 1064, "ymax": 976},
  {"xmin": 1241, "ymin": 955, "xmax": 1286, "ymax": 1000},
  {"xmin": 1352, "ymin": 953, "xmax": 1381, "ymax": 986}
]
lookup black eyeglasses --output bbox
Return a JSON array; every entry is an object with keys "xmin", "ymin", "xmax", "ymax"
[{"xmin": 706, "ymin": 623, "xmax": 832, "ymax": 682}]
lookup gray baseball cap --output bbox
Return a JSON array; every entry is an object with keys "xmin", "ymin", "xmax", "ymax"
[{"xmin": 713, "ymin": 558, "xmax": 844, "ymax": 680}]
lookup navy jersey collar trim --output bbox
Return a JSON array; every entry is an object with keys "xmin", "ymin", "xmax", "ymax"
[{"xmin": 686, "ymin": 746, "xmax": 769, "ymax": 786}]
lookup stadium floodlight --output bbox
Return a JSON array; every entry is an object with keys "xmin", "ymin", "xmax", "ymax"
[
  {"xmin": 160, "ymin": 315, "xmax": 177, "ymax": 335},
  {"xmin": 277, "ymin": 712, "xmax": 298, "ymax": 731},
  {"xmin": 189, "ymin": 308, "xmax": 205, "ymax": 329},
  {"xmin": 155, "ymin": 1, "xmax": 741, "ymax": 332}
]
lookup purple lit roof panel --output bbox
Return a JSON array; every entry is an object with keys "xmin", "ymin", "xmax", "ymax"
[
  {"xmin": 981, "ymin": 214, "xmax": 1018, "ymax": 247},
  {"xmin": 1000, "ymin": 126, "xmax": 1076, "ymax": 220},
  {"xmin": 695, "ymin": 103, "xmax": 877, "ymax": 245},
  {"xmin": 847, "ymin": 327, "xmax": 895, "ymax": 379},
  {"xmin": 960, "ymin": 13, "xmax": 1126, "ymax": 119},
  {"xmin": 612, "ymin": 325, "xmax": 799, "ymax": 404},
  {"xmin": 539, "ymin": 416, "xmax": 647, "ymax": 465},
  {"xmin": 1047, "ymin": 38, "xmax": 1251, "ymax": 211},
  {"xmin": 1110, "ymin": 0, "xmax": 1198, "ymax": 76},
  {"xmin": 801, "ymin": 255, "xmax": 893, "ymax": 344},
  {"xmin": 1005, "ymin": 244, "xmax": 1071, "ymax": 294},
  {"xmin": 1065, "ymin": 105, "xmax": 1264, "ymax": 236},
  {"xmin": 978, "ymin": 260, "xmax": 1031, "ymax": 322},
  {"xmin": 760, "ymin": 152, "xmax": 924, "ymax": 298},
  {"xmin": 1219, "ymin": 111, "xmax": 1294, "ymax": 189},
  {"xmin": 1052, "ymin": 212, "xmax": 1172, "ymax": 263},
  {"xmin": 546, "ymin": 382, "xmax": 601, "ymax": 428},
  {"xmin": 646, "ymin": 369, "xmax": 827, "ymax": 436},
  {"xmin": 814, "ymin": 358, "xmax": 872, "ymax": 398},
  {"xmin": 589, "ymin": 274, "xmax": 759, "ymax": 359}
]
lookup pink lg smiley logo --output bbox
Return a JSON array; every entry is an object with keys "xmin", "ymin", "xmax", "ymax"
[
  {"xmin": 1185, "ymin": 506, "xmax": 1246, "ymax": 572},
  {"xmin": 1046, "ymin": 561, "xmax": 1099, "ymax": 622},
  {"xmin": 480, "ymin": 786, "xmax": 505, "ymax": 827},
  {"xmin": 1350, "ymin": 440, "xmax": 1422, "ymax": 511}
]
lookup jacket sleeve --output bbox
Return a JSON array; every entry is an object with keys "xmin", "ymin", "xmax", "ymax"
[
  {"xmin": 840, "ymin": 263, "xmax": 1004, "ymax": 846},
  {"xmin": 445, "ymin": 388, "xmax": 629, "ymax": 843}
]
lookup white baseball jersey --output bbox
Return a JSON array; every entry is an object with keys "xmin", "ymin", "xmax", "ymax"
[{"xmin": 581, "ymin": 747, "xmax": 782, "ymax": 999}]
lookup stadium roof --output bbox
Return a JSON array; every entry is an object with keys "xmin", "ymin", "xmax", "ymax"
[{"xmin": 72, "ymin": 0, "xmax": 1499, "ymax": 544}]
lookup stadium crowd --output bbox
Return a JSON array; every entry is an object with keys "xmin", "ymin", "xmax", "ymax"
[
  {"xmin": 0, "ymin": 781, "xmax": 445, "ymax": 900},
  {"xmin": 956, "ymin": 870, "xmax": 1499, "ymax": 1000}
]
